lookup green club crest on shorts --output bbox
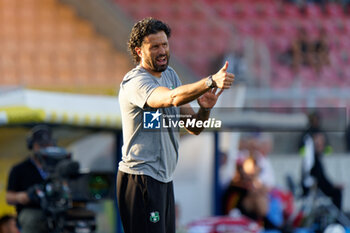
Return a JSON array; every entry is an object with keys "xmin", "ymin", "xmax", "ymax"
[{"xmin": 150, "ymin": 211, "xmax": 160, "ymax": 223}]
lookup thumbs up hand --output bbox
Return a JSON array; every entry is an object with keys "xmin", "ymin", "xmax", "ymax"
[{"xmin": 212, "ymin": 61, "xmax": 235, "ymax": 89}]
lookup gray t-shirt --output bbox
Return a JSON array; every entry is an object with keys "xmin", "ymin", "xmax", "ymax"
[{"xmin": 118, "ymin": 65, "xmax": 182, "ymax": 183}]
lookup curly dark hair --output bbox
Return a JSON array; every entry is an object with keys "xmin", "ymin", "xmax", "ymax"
[{"xmin": 128, "ymin": 17, "xmax": 171, "ymax": 64}]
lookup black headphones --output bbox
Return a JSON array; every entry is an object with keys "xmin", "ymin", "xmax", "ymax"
[{"xmin": 26, "ymin": 125, "xmax": 53, "ymax": 150}]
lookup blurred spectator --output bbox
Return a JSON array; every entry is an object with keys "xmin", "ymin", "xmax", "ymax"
[
  {"xmin": 311, "ymin": 28, "xmax": 330, "ymax": 73},
  {"xmin": 222, "ymin": 133, "xmax": 286, "ymax": 229},
  {"xmin": 222, "ymin": 153, "xmax": 269, "ymax": 221},
  {"xmin": 290, "ymin": 27, "xmax": 314, "ymax": 73},
  {"xmin": 0, "ymin": 215, "xmax": 20, "ymax": 233},
  {"xmin": 280, "ymin": 26, "xmax": 331, "ymax": 74},
  {"xmin": 222, "ymin": 133, "xmax": 298, "ymax": 230},
  {"xmin": 238, "ymin": 133, "xmax": 276, "ymax": 188},
  {"xmin": 255, "ymin": 133, "xmax": 276, "ymax": 189},
  {"xmin": 298, "ymin": 112, "xmax": 331, "ymax": 153},
  {"xmin": 301, "ymin": 133, "xmax": 343, "ymax": 209}
]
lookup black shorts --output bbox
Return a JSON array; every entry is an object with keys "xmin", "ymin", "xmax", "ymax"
[{"xmin": 117, "ymin": 171, "xmax": 175, "ymax": 233}]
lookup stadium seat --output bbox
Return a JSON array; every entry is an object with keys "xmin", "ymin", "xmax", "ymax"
[
  {"xmin": 337, "ymin": 35, "xmax": 350, "ymax": 52},
  {"xmin": 341, "ymin": 66, "xmax": 350, "ymax": 87},
  {"xmin": 304, "ymin": 3, "xmax": 323, "ymax": 18},
  {"xmin": 280, "ymin": 3, "xmax": 302, "ymax": 18},
  {"xmin": 252, "ymin": 20, "xmax": 274, "ymax": 39},
  {"xmin": 234, "ymin": 22, "xmax": 254, "ymax": 36},
  {"xmin": 318, "ymin": 66, "xmax": 341, "ymax": 88},
  {"xmin": 325, "ymin": 2, "xmax": 345, "ymax": 18},
  {"xmin": 321, "ymin": 18, "xmax": 338, "ymax": 35},
  {"xmin": 0, "ymin": 0, "xmax": 132, "ymax": 88},
  {"xmin": 343, "ymin": 19, "xmax": 350, "ymax": 34},
  {"xmin": 272, "ymin": 65, "xmax": 294, "ymax": 89},
  {"xmin": 17, "ymin": 53, "xmax": 35, "ymax": 81},
  {"xmin": 268, "ymin": 35, "xmax": 292, "ymax": 53},
  {"xmin": 329, "ymin": 51, "xmax": 343, "ymax": 68},
  {"xmin": 233, "ymin": 2, "xmax": 258, "ymax": 19},
  {"xmin": 299, "ymin": 20, "xmax": 319, "ymax": 40},
  {"xmin": 298, "ymin": 67, "xmax": 317, "ymax": 89},
  {"xmin": 172, "ymin": 3, "xmax": 193, "ymax": 20},
  {"xmin": 214, "ymin": 3, "xmax": 234, "ymax": 20},
  {"xmin": 254, "ymin": 2, "xmax": 280, "ymax": 19},
  {"xmin": 112, "ymin": 0, "xmax": 350, "ymax": 90},
  {"xmin": 0, "ymin": 69, "xmax": 18, "ymax": 85},
  {"xmin": 272, "ymin": 19, "xmax": 298, "ymax": 38},
  {"xmin": 1, "ymin": 38, "xmax": 17, "ymax": 53}
]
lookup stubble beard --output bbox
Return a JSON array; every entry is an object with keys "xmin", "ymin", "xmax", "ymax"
[{"xmin": 147, "ymin": 53, "xmax": 170, "ymax": 73}]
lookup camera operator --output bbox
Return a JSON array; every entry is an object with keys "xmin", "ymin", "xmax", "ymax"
[{"xmin": 6, "ymin": 125, "xmax": 55, "ymax": 233}]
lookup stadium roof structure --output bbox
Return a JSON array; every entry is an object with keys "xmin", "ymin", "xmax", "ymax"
[
  {"xmin": 0, "ymin": 88, "xmax": 121, "ymax": 129},
  {"xmin": 0, "ymin": 87, "xmax": 309, "ymax": 131}
]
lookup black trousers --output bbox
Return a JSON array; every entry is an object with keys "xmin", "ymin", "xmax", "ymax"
[
  {"xmin": 117, "ymin": 171, "xmax": 175, "ymax": 233},
  {"xmin": 322, "ymin": 186, "xmax": 342, "ymax": 210}
]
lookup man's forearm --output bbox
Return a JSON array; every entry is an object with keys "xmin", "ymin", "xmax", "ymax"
[
  {"xmin": 147, "ymin": 78, "xmax": 211, "ymax": 109},
  {"xmin": 170, "ymin": 78, "xmax": 210, "ymax": 107},
  {"xmin": 6, "ymin": 191, "xmax": 30, "ymax": 205},
  {"xmin": 185, "ymin": 107, "xmax": 211, "ymax": 135},
  {"xmin": 6, "ymin": 191, "xmax": 19, "ymax": 205},
  {"xmin": 196, "ymin": 106, "xmax": 211, "ymax": 122}
]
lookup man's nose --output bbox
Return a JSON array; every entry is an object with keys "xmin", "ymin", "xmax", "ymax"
[{"xmin": 159, "ymin": 46, "xmax": 166, "ymax": 54}]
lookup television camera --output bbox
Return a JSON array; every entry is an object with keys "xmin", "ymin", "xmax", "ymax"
[{"xmin": 28, "ymin": 146, "xmax": 115, "ymax": 233}]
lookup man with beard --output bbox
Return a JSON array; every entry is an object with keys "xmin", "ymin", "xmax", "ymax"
[{"xmin": 117, "ymin": 17, "xmax": 235, "ymax": 233}]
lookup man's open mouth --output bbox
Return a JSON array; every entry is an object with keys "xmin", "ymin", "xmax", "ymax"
[{"xmin": 156, "ymin": 56, "xmax": 167, "ymax": 66}]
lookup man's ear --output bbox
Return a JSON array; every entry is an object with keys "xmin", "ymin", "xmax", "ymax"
[{"xmin": 135, "ymin": 47, "xmax": 142, "ymax": 59}]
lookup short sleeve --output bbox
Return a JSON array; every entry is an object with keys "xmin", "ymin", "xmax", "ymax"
[
  {"xmin": 174, "ymin": 73, "xmax": 182, "ymax": 88},
  {"xmin": 168, "ymin": 67, "xmax": 182, "ymax": 88},
  {"xmin": 122, "ymin": 75, "xmax": 159, "ymax": 109}
]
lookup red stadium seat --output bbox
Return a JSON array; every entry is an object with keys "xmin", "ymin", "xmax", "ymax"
[
  {"xmin": 232, "ymin": 2, "xmax": 258, "ymax": 19},
  {"xmin": 281, "ymin": 3, "xmax": 302, "ymax": 19},
  {"xmin": 172, "ymin": 2, "xmax": 193, "ymax": 20},
  {"xmin": 325, "ymin": 2, "xmax": 345, "ymax": 17},
  {"xmin": 329, "ymin": 51, "xmax": 343, "ymax": 68},
  {"xmin": 298, "ymin": 67, "xmax": 317, "ymax": 89},
  {"xmin": 252, "ymin": 20, "xmax": 274, "ymax": 39},
  {"xmin": 272, "ymin": 65, "xmax": 294, "ymax": 89},
  {"xmin": 213, "ymin": 3, "xmax": 234, "ymax": 20},
  {"xmin": 318, "ymin": 66, "xmax": 341, "ymax": 88},
  {"xmin": 304, "ymin": 3, "xmax": 323, "ymax": 18},
  {"xmin": 299, "ymin": 20, "xmax": 319, "ymax": 40},
  {"xmin": 187, "ymin": 56, "xmax": 210, "ymax": 77},
  {"xmin": 268, "ymin": 35, "xmax": 292, "ymax": 53},
  {"xmin": 341, "ymin": 66, "xmax": 350, "ymax": 87},
  {"xmin": 272, "ymin": 19, "xmax": 298, "ymax": 38},
  {"xmin": 337, "ymin": 35, "xmax": 350, "ymax": 52},
  {"xmin": 343, "ymin": 19, "xmax": 350, "ymax": 34},
  {"xmin": 234, "ymin": 21, "xmax": 254, "ymax": 36},
  {"xmin": 320, "ymin": 18, "xmax": 338, "ymax": 35},
  {"xmin": 254, "ymin": 2, "xmax": 280, "ymax": 19}
]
